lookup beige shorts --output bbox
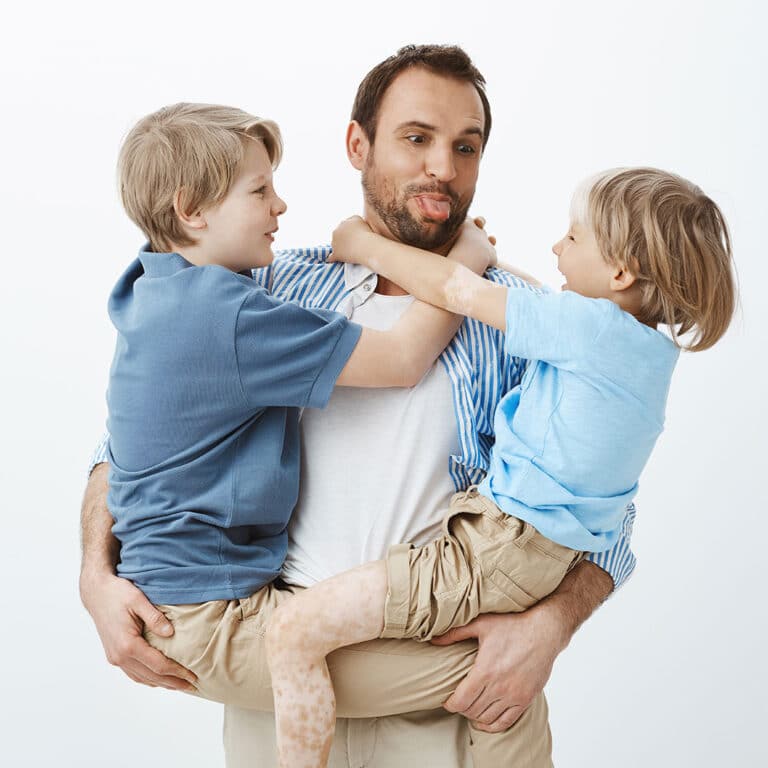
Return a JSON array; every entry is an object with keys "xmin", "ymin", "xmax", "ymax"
[{"xmin": 382, "ymin": 487, "xmax": 583, "ymax": 641}]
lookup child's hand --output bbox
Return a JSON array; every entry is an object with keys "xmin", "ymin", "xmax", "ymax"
[
  {"xmin": 330, "ymin": 216, "xmax": 375, "ymax": 264},
  {"xmin": 449, "ymin": 217, "xmax": 497, "ymax": 275}
]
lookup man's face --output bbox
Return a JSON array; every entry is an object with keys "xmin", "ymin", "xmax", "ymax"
[{"xmin": 357, "ymin": 68, "xmax": 485, "ymax": 253}]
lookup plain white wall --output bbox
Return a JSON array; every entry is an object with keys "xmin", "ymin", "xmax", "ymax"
[{"xmin": 2, "ymin": 1, "xmax": 765, "ymax": 765}]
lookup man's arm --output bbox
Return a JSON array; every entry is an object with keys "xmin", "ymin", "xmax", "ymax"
[
  {"xmin": 432, "ymin": 560, "xmax": 612, "ymax": 732},
  {"xmin": 79, "ymin": 463, "xmax": 196, "ymax": 691}
]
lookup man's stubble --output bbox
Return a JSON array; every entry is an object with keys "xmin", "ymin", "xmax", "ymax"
[{"xmin": 361, "ymin": 152, "xmax": 473, "ymax": 251}]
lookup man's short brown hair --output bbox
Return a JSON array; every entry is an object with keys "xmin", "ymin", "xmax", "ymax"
[{"xmin": 351, "ymin": 44, "xmax": 491, "ymax": 150}]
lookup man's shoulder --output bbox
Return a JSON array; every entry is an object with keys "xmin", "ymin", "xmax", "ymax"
[
  {"xmin": 255, "ymin": 245, "xmax": 346, "ymax": 303},
  {"xmin": 484, "ymin": 267, "xmax": 539, "ymax": 291}
]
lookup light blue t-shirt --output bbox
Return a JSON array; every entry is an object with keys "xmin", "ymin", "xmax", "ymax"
[
  {"xmin": 106, "ymin": 249, "xmax": 361, "ymax": 603},
  {"xmin": 478, "ymin": 287, "xmax": 679, "ymax": 552}
]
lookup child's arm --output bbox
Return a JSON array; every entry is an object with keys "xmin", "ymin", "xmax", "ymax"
[
  {"xmin": 494, "ymin": 260, "xmax": 544, "ymax": 289},
  {"xmin": 335, "ymin": 232, "xmax": 494, "ymax": 387},
  {"xmin": 336, "ymin": 303, "xmax": 459, "ymax": 388},
  {"xmin": 332, "ymin": 216, "xmax": 509, "ymax": 333}
]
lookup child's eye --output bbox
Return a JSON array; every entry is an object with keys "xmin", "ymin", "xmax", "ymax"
[{"xmin": 252, "ymin": 186, "xmax": 267, "ymax": 196}]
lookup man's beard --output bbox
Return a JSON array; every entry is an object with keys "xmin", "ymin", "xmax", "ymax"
[{"xmin": 362, "ymin": 157, "xmax": 472, "ymax": 251}]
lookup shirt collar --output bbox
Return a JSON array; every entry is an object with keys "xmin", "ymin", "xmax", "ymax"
[{"xmin": 138, "ymin": 244, "xmax": 193, "ymax": 278}]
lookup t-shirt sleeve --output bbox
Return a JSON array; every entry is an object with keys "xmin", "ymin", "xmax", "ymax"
[
  {"xmin": 234, "ymin": 289, "xmax": 362, "ymax": 409},
  {"xmin": 503, "ymin": 287, "xmax": 611, "ymax": 370}
]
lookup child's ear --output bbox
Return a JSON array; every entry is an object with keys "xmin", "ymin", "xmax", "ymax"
[
  {"xmin": 346, "ymin": 121, "xmax": 370, "ymax": 171},
  {"xmin": 173, "ymin": 190, "xmax": 207, "ymax": 232},
  {"xmin": 610, "ymin": 262, "xmax": 638, "ymax": 292}
]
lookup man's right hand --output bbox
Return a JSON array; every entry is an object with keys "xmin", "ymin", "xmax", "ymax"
[
  {"xmin": 79, "ymin": 462, "xmax": 196, "ymax": 692},
  {"xmin": 80, "ymin": 568, "xmax": 197, "ymax": 691}
]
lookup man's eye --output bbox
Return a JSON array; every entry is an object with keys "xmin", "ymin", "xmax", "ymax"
[
  {"xmin": 406, "ymin": 135, "xmax": 425, "ymax": 144},
  {"xmin": 457, "ymin": 144, "xmax": 476, "ymax": 155}
]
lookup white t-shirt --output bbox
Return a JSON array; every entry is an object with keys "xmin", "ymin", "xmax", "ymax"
[{"xmin": 281, "ymin": 292, "xmax": 460, "ymax": 587}]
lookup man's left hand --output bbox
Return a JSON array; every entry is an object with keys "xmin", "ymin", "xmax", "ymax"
[{"xmin": 430, "ymin": 603, "xmax": 568, "ymax": 733}]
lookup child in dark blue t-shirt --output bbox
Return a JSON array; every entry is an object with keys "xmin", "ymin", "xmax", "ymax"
[{"xmin": 106, "ymin": 102, "xmax": 490, "ymax": 699}]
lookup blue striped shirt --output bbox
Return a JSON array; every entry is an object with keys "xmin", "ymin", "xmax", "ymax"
[{"xmin": 92, "ymin": 245, "xmax": 636, "ymax": 589}]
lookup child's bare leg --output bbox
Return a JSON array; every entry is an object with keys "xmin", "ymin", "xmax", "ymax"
[{"xmin": 265, "ymin": 560, "xmax": 388, "ymax": 768}]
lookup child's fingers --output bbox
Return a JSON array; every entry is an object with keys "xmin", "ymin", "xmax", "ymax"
[
  {"xmin": 488, "ymin": 235, "xmax": 497, "ymax": 246},
  {"xmin": 473, "ymin": 216, "xmax": 486, "ymax": 229}
]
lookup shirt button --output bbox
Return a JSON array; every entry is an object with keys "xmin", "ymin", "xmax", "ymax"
[{"xmin": 363, "ymin": 283, "xmax": 372, "ymax": 292}]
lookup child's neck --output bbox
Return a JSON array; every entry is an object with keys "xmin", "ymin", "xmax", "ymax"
[{"xmin": 170, "ymin": 243, "xmax": 233, "ymax": 272}]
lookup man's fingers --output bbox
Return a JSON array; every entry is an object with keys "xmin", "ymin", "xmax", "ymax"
[
  {"xmin": 124, "ymin": 669, "xmax": 157, "ymax": 688},
  {"xmin": 443, "ymin": 674, "xmax": 486, "ymax": 714},
  {"xmin": 124, "ymin": 657, "xmax": 196, "ymax": 692},
  {"xmin": 430, "ymin": 622, "xmax": 479, "ymax": 646},
  {"xmin": 138, "ymin": 643, "xmax": 197, "ymax": 686},
  {"xmin": 135, "ymin": 601, "xmax": 174, "ymax": 638},
  {"xmin": 472, "ymin": 705, "xmax": 525, "ymax": 733},
  {"xmin": 470, "ymin": 697, "xmax": 511, "ymax": 725}
]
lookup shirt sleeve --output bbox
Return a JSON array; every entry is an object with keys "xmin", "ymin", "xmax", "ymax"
[
  {"xmin": 584, "ymin": 502, "xmax": 637, "ymax": 590},
  {"xmin": 87, "ymin": 431, "xmax": 110, "ymax": 475},
  {"xmin": 235, "ymin": 289, "xmax": 362, "ymax": 410},
  {"xmin": 503, "ymin": 287, "xmax": 612, "ymax": 370}
]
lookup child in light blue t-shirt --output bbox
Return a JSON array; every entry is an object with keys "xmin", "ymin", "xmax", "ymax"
[{"xmin": 266, "ymin": 167, "xmax": 737, "ymax": 766}]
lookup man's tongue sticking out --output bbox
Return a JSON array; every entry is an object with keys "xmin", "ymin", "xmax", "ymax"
[{"xmin": 414, "ymin": 194, "xmax": 452, "ymax": 223}]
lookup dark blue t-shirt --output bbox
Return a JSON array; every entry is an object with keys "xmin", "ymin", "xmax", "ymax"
[{"xmin": 106, "ymin": 250, "xmax": 361, "ymax": 603}]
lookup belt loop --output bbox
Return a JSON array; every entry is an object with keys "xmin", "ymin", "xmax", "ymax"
[{"xmin": 514, "ymin": 521, "xmax": 536, "ymax": 549}]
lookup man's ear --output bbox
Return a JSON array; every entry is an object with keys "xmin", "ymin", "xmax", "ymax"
[
  {"xmin": 610, "ymin": 261, "xmax": 639, "ymax": 292},
  {"xmin": 173, "ymin": 190, "xmax": 207, "ymax": 233},
  {"xmin": 346, "ymin": 121, "xmax": 370, "ymax": 171}
]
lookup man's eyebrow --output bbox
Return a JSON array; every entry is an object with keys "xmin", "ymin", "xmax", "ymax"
[{"xmin": 395, "ymin": 121, "xmax": 484, "ymax": 140}]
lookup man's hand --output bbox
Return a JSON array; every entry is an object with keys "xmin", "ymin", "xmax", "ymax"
[
  {"xmin": 329, "ymin": 215, "xmax": 375, "ymax": 264},
  {"xmin": 80, "ymin": 569, "xmax": 197, "ymax": 691},
  {"xmin": 80, "ymin": 462, "xmax": 196, "ymax": 692},
  {"xmin": 448, "ymin": 217, "xmax": 497, "ymax": 275},
  {"xmin": 431, "ymin": 605, "xmax": 565, "ymax": 732},
  {"xmin": 431, "ymin": 560, "xmax": 613, "ymax": 732}
]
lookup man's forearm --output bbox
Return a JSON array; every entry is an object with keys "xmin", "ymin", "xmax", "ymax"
[
  {"xmin": 540, "ymin": 560, "xmax": 613, "ymax": 649},
  {"xmin": 79, "ymin": 462, "xmax": 118, "ymax": 585}
]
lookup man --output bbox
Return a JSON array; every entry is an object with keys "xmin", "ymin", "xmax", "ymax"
[{"xmin": 81, "ymin": 45, "xmax": 634, "ymax": 767}]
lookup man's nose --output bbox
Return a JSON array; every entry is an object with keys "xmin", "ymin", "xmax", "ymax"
[{"xmin": 425, "ymin": 144, "xmax": 457, "ymax": 183}]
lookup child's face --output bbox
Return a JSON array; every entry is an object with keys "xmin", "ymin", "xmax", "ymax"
[
  {"xmin": 201, "ymin": 139, "xmax": 286, "ymax": 271},
  {"xmin": 552, "ymin": 222, "xmax": 614, "ymax": 299}
]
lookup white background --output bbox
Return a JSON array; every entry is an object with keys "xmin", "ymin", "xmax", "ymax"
[{"xmin": 2, "ymin": 1, "xmax": 766, "ymax": 765}]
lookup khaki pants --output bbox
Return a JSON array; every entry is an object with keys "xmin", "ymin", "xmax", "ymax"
[
  {"xmin": 223, "ymin": 696, "xmax": 552, "ymax": 768},
  {"xmin": 146, "ymin": 487, "xmax": 578, "ymax": 766},
  {"xmin": 147, "ymin": 578, "xmax": 554, "ymax": 766}
]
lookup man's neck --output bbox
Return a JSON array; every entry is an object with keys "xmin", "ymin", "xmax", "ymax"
[{"xmin": 362, "ymin": 206, "xmax": 455, "ymax": 297}]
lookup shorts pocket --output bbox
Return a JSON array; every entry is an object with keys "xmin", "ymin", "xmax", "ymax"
[{"xmin": 488, "ymin": 568, "xmax": 538, "ymax": 611}]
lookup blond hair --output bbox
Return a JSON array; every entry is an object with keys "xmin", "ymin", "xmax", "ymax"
[
  {"xmin": 118, "ymin": 103, "xmax": 282, "ymax": 252},
  {"xmin": 570, "ymin": 167, "xmax": 736, "ymax": 352}
]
